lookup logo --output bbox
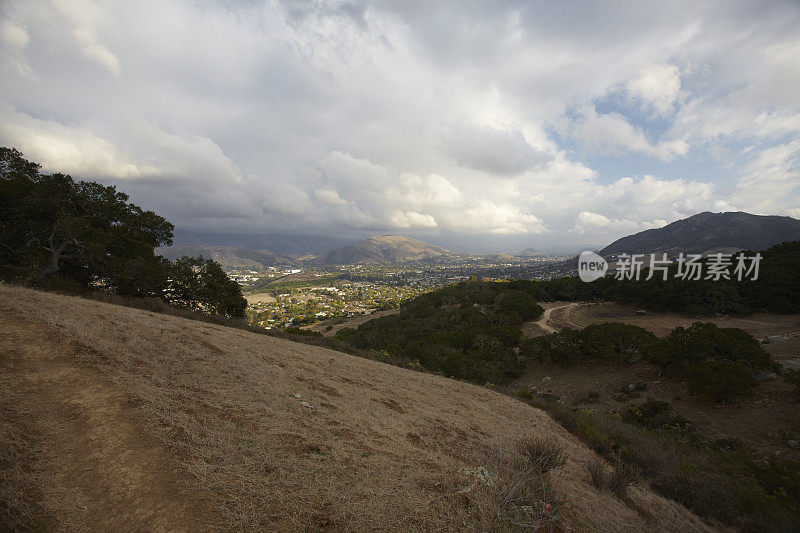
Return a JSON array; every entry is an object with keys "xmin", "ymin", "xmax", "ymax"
[{"xmin": 578, "ymin": 251, "xmax": 608, "ymax": 282}]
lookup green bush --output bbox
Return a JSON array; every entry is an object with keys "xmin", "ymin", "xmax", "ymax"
[
  {"xmin": 520, "ymin": 322, "xmax": 658, "ymax": 366},
  {"xmin": 653, "ymin": 322, "xmax": 772, "ymax": 376},
  {"xmin": 622, "ymin": 399, "xmax": 673, "ymax": 429},
  {"xmin": 335, "ymin": 281, "xmax": 543, "ymax": 384},
  {"xmin": 686, "ymin": 361, "xmax": 757, "ymax": 402}
]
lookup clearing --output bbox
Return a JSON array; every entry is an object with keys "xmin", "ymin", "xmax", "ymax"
[
  {"xmin": 515, "ymin": 301, "xmax": 800, "ymax": 461},
  {"xmin": 304, "ymin": 308, "xmax": 400, "ymax": 336}
]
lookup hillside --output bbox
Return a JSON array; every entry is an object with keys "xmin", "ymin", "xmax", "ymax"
[
  {"xmin": 319, "ymin": 235, "xmax": 453, "ymax": 265},
  {"xmin": 600, "ymin": 211, "xmax": 800, "ymax": 257},
  {"xmin": 156, "ymin": 245, "xmax": 299, "ymax": 269},
  {"xmin": 0, "ymin": 285, "xmax": 713, "ymax": 531}
]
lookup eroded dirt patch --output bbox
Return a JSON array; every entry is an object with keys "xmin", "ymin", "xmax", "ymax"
[{"xmin": 0, "ymin": 311, "xmax": 219, "ymax": 531}]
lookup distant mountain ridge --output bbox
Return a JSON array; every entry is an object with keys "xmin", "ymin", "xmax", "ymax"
[
  {"xmin": 319, "ymin": 235, "xmax": 452, "ymax": 265},
  {"xmin": 167, "ymin": 230, "xmax": 349, "ymax": 257},
  {"xmin": 600, "ymin": 212, "xmax": 800, "ymax": 257},
  {"xmin": 157, "ymin": 246, "xmax": 300, "ymax": 270}
]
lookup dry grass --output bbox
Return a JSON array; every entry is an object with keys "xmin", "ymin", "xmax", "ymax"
[
  {"xmin": 608, "ymin": 460, "xmax": 641, "ymax": 498},
  {"xmin": 0, "ymin": 392, "xmax": 48, "ymax": 531},
  {"xmin": 458, "ymin": 437, "xmax": 565, "ymax": 530},
  {"xmin": 584, "ymin": 458, "xmax": 609, "ymax": 489},
  {"xmin": 516, "ymin": 437, "xmax": 569, "ymax": 474},
  {"xmin": 0, "ymin": 284, "xmax": 716, "ymax": 531},
  {"xmin": 571, "ymin": 302, "xmax": 800, "ymax": 338}
]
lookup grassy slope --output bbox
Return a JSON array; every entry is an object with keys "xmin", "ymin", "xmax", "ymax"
[{"xmin": 0, "ymin": 285, "xmax": 714, "ymax": 531}]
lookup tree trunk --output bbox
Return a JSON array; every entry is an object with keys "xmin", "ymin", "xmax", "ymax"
[{"xmin": 39, "ymin": 239, "xmax": 70, "ymax": 278}]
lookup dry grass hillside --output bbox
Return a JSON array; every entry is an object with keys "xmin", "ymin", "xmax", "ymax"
[{"xmin": 0, "ymin": 284, "xmax": 715, "ymax": 531}]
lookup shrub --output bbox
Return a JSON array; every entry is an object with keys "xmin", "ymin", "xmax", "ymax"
[
  {"xmin": 609, "ymin": 459, "xmax": 641, "ymax": 497},
  {"xmin": 622, "ymin": 399, "xmax": 673, "ymax": 429},
  {"xmin": 335, "ymin": 281, "xmax": 537, "ymax": 384},
  {"xmin": 460, "ymin": 437, "xmax": 563, "ymax": 530},
  {"xmin": 514, "ymin": 390, "xmax": 800, "ymax": 529},
  {"xmin": 520, "ymin": 322, "xmax": 657, "ymax": 366},
  {"xmin": 516, "ymin": 437, "xmax": 568, "ymax": 473},
  {"xmin": 653, "ymin": 322, "xmax": 772, "ymax": 376},
  {"xmin": 686, "ymin": 360, "xmax": 757, "ymax": 402},
  {"xmin": 517, "ymin": 388, "xmax": 535, "ymax": 401},
  {"xmin": 585, "ymin": 458, "xmax": 609, "ymax": 489},
  {"xmin": 784, "ymin": 369, "xmax": 800, "ymax": 401}
]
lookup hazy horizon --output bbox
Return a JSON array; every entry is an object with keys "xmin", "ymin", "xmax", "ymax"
[{"xmin": 1, "ymin": 1, "xmax": 799, "ymax": 249}]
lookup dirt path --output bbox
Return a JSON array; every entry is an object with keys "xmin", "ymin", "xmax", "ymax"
[
  {"xmin": 0, "ymin": 311, "xmax": 218, "ymax": 531},
  {"xmin": 532, "ymin": 303, "xmax": 579, "ymax": 334}
]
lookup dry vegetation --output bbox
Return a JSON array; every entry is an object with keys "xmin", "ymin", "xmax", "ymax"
[
  {"xmin": 513, "ymin": 301, "xmax": 800, "ymax": 529},
  {"xmin": 516, "ymin": 302, "xmax": 800, "ymax": 461},
  {"xmin": 570, "ymin": 302, "xmax": 800, "ymax": 338},
  {"xmin": 0, "ymin": 284, "xmax": 714, "ymax": 531}
]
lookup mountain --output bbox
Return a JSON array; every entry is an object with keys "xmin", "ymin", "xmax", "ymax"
[
  {"xmin": 319, "ymin": 235, "xmax": 452, "ymax": 265},
  {"xmin": 156, "ymin": 245, "xmax": 299, "ymax": 270},
  {"xmin": 600, "ymin": 211, "xmax": 800, "ymax": 257},
  {"xmin": 515, "ymin": 248, "xmax": 543, "ymax": 257}
]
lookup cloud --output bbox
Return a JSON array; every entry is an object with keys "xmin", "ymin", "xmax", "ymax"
[
  {"xmin": 728, "ymin": 139, "xmax": 800, "ymax": 215},
  {"xmin": 1, "ymin": 20, "xmax": 29, "ymax": 48},
  {"xmin": 626, "ymin": 64, "xmax": 681, "ymax": 116},
  {"xmin": 565, "ymin": 105, "xmax": 689, "ymax": 161},
  {"xmin": 571, "ymin": 211, "xmax": 640, "ymax": 235},
  {"xmin": 443, "ymin": 122, "xmax": 552, "ymax": 176},
  {"xmin": 0, "ymin": 20, "xmax": 33, "ymax": 76},
  {"xmin": 0, "ymin": 0, "xmax": 798, "ymax": 248},
  {"xmin": 52, "ymin": 0, "xmax": 122, "ymax": 78},
  {"xmin": 389, "ymin": 211, "xmax": 438, "ymax": 228},
  {"xmin": 315, "ymin": 151, "xmax": 544, "ymax": 234}
]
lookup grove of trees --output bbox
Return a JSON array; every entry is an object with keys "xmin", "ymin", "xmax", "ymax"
[
  {"xmin": 336, "ymin": 280, "xmax": 543, "ymax": 384},
  {"xmin": 520, "ymin": 243, "xmax": 800, "ymax": 316},
  {"xmin": 0, "ymin": 147, "xmax": 245, "ymax": 318}
]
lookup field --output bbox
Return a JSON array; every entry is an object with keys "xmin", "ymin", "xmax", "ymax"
[
  {"xmin": 0, "ymin": 285, "xmax": 714, "ymax": 531},
  {"xmin": 304, "ymin": 308, "xmax": 400, "ymax": 336},
  {"xmin": 570, "ymin": 302, "xmax": 800, "ymax": 338},
  {"xmin": 515, "ymin": 302, "xmax": 800, "ymax": 461},
  {"xmin": 243, "ymin": 292, "xmax": 277, "ymax": 304}
]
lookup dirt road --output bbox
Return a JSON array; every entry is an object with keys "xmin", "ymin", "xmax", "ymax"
[{"xmin": 533, "ymin": 303, "xmax": 579, "ymax": 334}]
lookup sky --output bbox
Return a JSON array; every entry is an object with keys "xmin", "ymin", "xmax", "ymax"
[{"xmin": 1, "ymin": 0, "xmax": 799, "ymax": 252}]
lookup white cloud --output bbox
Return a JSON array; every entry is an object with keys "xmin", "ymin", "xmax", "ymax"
[
  {"xmin": 314, "ymin": 189, "xmax": 350, "ymax": 206},
  {"xmin": 1, "ymin": 20, "xmax": 29, "ymax": 48},
  {"xmin": 728, "ymin": 139, "xmax": 800, "ymax": 214},
  {"xmin": 52, "ymin": 0, "xmax": 122, "ymax": 78},
  {"xmin": 571, "ymin": 211, "xmax": 639, "ymax": 235},
  {"xmin": 626, "ymin": 64, "xmax": 681, "ymax": 116},
  {"xmin": 565, "ymin": 106, "xmax": 689, "ymax": 161},
  {"xmin": 389, "ymin": 211, "xmax": 438, "ymax": 228},
  {"xmin": 0, "ymin": 20, "xmax": 33, "ymax": 76}
]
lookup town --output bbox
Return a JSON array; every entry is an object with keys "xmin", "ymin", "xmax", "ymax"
[{"xmin": 229, "ymin": 255, "xmax": 575, "ymax": 330}]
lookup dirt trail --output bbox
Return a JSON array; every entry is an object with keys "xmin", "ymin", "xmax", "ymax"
[
  {"xmin": 0, "ymin": 311, "xmax": 218, "ymax": 531},
  {"xmin": 533, "ymin": 303, "xmax": 579, "ymax": 334}
]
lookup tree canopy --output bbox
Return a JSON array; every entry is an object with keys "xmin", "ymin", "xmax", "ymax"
[{"xmin": 0, "ymin": 147, "xmax": 245, "ymax": 318}]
